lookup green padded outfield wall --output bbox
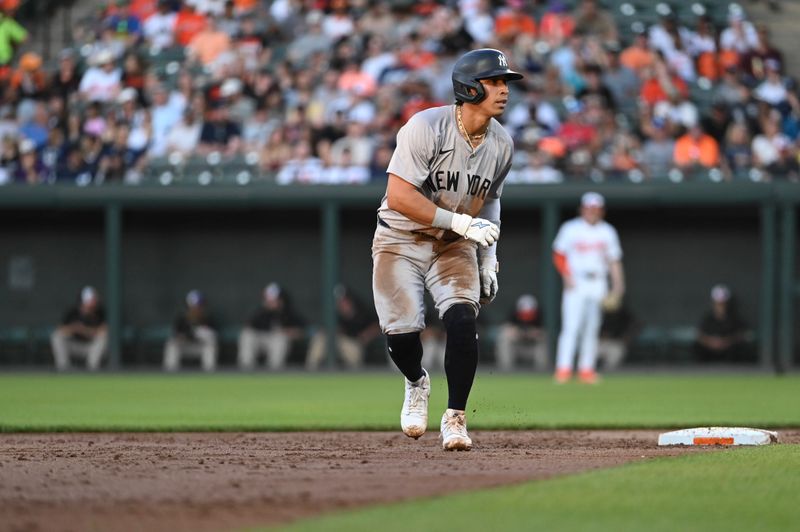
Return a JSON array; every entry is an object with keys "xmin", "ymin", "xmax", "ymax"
[{"xmin": 0, "ymin": 205, "xmax": 762, "ymax": 332}]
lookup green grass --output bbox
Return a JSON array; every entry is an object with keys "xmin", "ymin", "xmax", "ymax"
[
  {"xmin": 277, "ymin": 445, "xmax": 800, "ymax": 532},
  {"xmin": 0, "ymin": 373, "xmax": 798, "ymax": 431}
]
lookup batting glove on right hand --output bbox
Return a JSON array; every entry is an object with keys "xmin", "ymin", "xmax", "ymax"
[{"xmin": 450, "ymin": 213, "xmax": 500, "ymax": 247}]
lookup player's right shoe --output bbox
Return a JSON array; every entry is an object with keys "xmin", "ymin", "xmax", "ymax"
[
  {"xmin": 554, "ymin": 368, "xmax": 572, "ymax": 384},
  {"xmin": 440, "ymin": 409, "xmax": 472, "ymax": 451},
  {"xmin": 401, "ymin": 369, "xmax": 430, "ymax": 439},
  {"xmin": 578, "ymin": 369, "xmax": 599, "ymax": 384}
]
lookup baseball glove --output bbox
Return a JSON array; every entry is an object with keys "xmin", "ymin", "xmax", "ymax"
[{"xmin": 602, "ymin": 292, "xmax": 622, "ymax": 312}]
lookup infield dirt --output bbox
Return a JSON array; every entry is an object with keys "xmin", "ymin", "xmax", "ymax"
[{"xmin": 2, "ymin": 430, "xmax": 798, "ymax": 532}]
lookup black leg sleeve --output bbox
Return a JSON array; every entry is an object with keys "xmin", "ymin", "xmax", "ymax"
[
  {"xmin": 386, "ymin": 332, "xmax": 424, "ymax": 382},
  {"xmin": 443, "ymin": 304, "xmax": 479, "ymax": 411}
]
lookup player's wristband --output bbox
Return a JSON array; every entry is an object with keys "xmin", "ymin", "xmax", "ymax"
[{"xmin": 432, "ymin": 207, "xmax": 455, "ymax": 230}]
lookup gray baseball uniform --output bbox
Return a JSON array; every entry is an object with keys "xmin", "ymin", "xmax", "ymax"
[{"xmin": 372, "ymin": 104, "xmax": 513, "ymax": 334}]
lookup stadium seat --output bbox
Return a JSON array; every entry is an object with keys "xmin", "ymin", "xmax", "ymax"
[
  {"xmin": 664, "ymin": 325, "xmax": 698, "ymax": 363},
  {"xmin": 630, "ymin": 325, "xmax": 668, "ymax": 363},
  {"xmin": 0, "ymin": 327, "xmax": 31, "ymax": 365}
]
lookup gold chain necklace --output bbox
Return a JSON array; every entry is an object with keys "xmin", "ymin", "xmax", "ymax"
[{"xmin": 457, "ymin": 105, "xmax": 486, "ymax": 150}]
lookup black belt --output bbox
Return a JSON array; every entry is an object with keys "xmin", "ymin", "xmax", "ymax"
[
  {"xmin": 377, "ymin": 216, "xmax": 391, "ymax": 229},
  {"xmin": 581, "ymin": 272, "xmax": 600, "ymax": 279}
]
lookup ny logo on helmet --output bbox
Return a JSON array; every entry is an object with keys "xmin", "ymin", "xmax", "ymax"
[{"xmin": 498, "ymin": 53, "xmax": 508, "ymax": 68}]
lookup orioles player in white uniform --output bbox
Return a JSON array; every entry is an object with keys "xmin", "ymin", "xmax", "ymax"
[
  {"xmin": 552, "ymin": 192, "xmax": 625, "ymax": 384},
  {"xmin": 372, "ymin": 49, "xmax": 522, "ymax": 450}
]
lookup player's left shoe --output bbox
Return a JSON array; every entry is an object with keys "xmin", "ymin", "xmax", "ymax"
[
  {"xmin": 578, "ymin": 369, "xmax": 599, "ymax": 384},
  {"xmin": 401, "ymin": 369, "xmax": 430, "ymax": 439},
  {"xmin": 440, "ymin": 409, "xmax": 472, "ymax": 451}
]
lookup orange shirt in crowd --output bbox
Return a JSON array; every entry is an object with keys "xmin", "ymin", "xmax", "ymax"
[
  {"xmin": 187, "ymin": 29, "xmax": 231, "ymax": 65},
  {"xmin": 539, "ymin": 12, "xmax": 574, "ymax": 42},
  {"xmin": 640, "ymin": 75, "xmax": 689, "ymax": 106},
  {"xmin": 620, "ymin": 46, "xmax": 655, "ymax": 72},
  {"xmin": 398, "ymin": 49, "xmax": 436, "ymax": 70},
  {"xmin": 174, "ymin": 9, "xmax": 208, "ymax": 47},
  {"xmin": 129, "ymin": 0, "xmax": 158, "ymax": 21},
  {"xmin": 338, "ymin": 70, "xmax": 377, "ymax": 97},
  {"xmin": 234, "ymin": 0, "xmax": 259, "ymax": 12},
  {"xmin": 495, "ymin": 12, "xmax": 537, "ymax": 40},
  {"xmin": 674, "ymin": 133, "xmax": 720, "ymax": 168}
]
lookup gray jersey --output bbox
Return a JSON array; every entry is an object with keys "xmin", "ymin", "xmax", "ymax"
[{"xmin": 378, "ymin": 104, "xmax": 513, "ymax": 238}]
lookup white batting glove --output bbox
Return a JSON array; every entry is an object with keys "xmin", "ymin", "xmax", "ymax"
[
  {"xmin": 450, "ymin": 213, "xmax": 500, "ymax": 247},
  {"xmin": 479, "ymin": 255, "xmax": 499, "ymax": 304}
]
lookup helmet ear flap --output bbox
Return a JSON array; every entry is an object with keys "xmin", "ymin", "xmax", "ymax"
[{"xmin": 453, "ymin": 79, "xmax": 485, "ymax": 104}]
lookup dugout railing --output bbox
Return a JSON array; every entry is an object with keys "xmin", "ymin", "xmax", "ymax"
[{"xmin": 0, "ymin": 181, "xmax": 796, "ymax": 370}]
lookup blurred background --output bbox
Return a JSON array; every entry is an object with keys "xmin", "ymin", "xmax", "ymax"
[{"xmin": 0, "ymin": 0, "xmax": 797, "ymax": 372}]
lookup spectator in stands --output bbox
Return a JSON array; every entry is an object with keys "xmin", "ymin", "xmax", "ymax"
[
  {"xmin": 238, "ymin": 283, "xmax": 306, "ymax": 371},
  {"xmin": 330, "ymin": 120, "xmax": 373, "ymax": 168},
  {"xmin": 149, "ymin": 83, "xmax": 184, "ymax": 157},
  {"xmin": 462, "ymin": 0, "xmax": 493, "ymax": 46},
  {"xmin": 164, "ymin": 289, "xmax": 218, "ymax": 372},
  {"xmin": 322, "ymin": 0, "xmax": 354, "ymax": 41},
  {"xmin": 572, "ymin": 0, "xmax": 617, "ymax": 46},
  {"xmin": 186, "ymin": 15, "xmax": 231, "ymax": 68},
  {"xmin": 602, "ymin": 44, "xmax": 640, "ymax": 118},
  {"xmin": 694, "ymin": 284, "xmax": 750, "ymax": 363},
  {"xmin": 275, "ymin": 140, "xmax": 321, "ymax": 185},
  {"xmin": 539, "ymin": 0, "xmax": 574, "ymax": 50},
  {"xmin": 740, "ymin": 24, "xmax": 783, "ymax": 84},
  {"xmin": 653, "ymin": 90, "xmax": 699, "ymax": 132},
  {"xmin": 18, "ymin": 101, "xmax": 49, "ymax": 149},
  {"xmin": 198, "ymin": 102, "xmax": 241, "ymax": 156},
  {"xmin": 673, "ymin": 122, "xmax": 720, "ymax": 171},
  {"xmin": 13, "ymin": 138, "xmax": 44, "ymax": 183},
  {"xmin": 701, "ymin": 102, "xmax": 732, "ymax": 147},
  {"xmin": 165, "ymin": 107, "xmax": 202, "ymax": 156},
  {"xmin": 713, "ymin": 66, "xmax": 749, "ymax": 109},
  {"xmin": 722, "ymin": 121, "xmax": 753, "ymax": 178},
  {"xmin": 639, "ymin": 56, "xmax": 689, "ymax": 108},
  {"xmin": 0, "ymin": 5, "xmax": 26, "ymax": 69},
  {"xmin": 143, "ymin": 0, "xmax": 178, "ymax": 50},
  {"xmin": 7, "ymin": 51, "xmax": 47, "ymax": 102},
  {"xmin": 191, "ymin": 0, "xmax": 227, "ymax": 17},
  {"xmin": 494, "ymin": 0, "xmax": 536, "ymax": 47},
  {"xmin": 305, "ymin": 285, "xmax": 380, "ymax": 370},
  {"xmin": 577, "ymin": 63, "xmax": 615, "ymax": 111},
  {"xmin": 495, "ymin": 294, "xmax": 548, "ymax": 372},
  {"xmin": 752, "ymin": 115, "xmax": 798, "ymax": 179},
  {"xmin": 753, "ymin": 59, "xmax": 789, "ymax": 111},
  {"xmin": 620, "ymin": 29, "xmax": 655, "ymax": 75},
  {"xmin": 79, "ymin": 50, "xmax": 122, "ymax": 103},
  {"xmin": 286, "ymin": 10, "xmax": 330, "ymax": 67},
  {"xmin": 174, "ymin": 2, "xmax": 207, "ymax": 47},
  {"xmin": 51, "ymin": 286, "xmax": 107, "ymax": 371},
  {"xmin": 104, "ymin": 0, "xmax": 143, "ymax": 48},
  {"xmin": 720, "ymin": 11, "xmax": 758, "ymax": 55},
  {"xmin": 641, "ymin": 117, "xmax": 675, "ymax": 180},
  {"xmin": 216, "ymin": 1, "xmax": 239, "ymax": 38},
  {"xmin": 51, "ymin": 50, "xmax": 81, "ymax": 101}
]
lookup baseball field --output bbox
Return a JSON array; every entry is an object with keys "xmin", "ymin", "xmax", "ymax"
[{"xmin": 1, "ymin": 372, "xmax": 798, "ymax": 531}]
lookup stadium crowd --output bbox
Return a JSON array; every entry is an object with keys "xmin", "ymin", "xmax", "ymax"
[{"xmin": 0, "ymin": 0, "xmax": 798, "ymax": 185}]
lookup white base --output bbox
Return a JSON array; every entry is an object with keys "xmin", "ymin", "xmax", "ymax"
[{"xmin": 658, "ymin": 427, "xmax": 779, "ymax": 446}]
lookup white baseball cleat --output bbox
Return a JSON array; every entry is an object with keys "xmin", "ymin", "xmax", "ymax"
[
  {"xmin": 440, "ymin": 408, "xmax": 472, "ymax": 451},
  {"xmin": 401, "ymin": 369, "xmax": 430, "ymax": 439}
]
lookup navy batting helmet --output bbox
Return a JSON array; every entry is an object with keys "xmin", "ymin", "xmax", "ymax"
[{"xmin": 452, "ymin": 49, "xmax": 523, "ymax": 104}]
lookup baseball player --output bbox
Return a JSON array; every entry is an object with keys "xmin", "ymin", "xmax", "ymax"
[
  {"xmin": 552, "ymin": 192, "xmax": 625, "ymax": 384},
  {"xmin": 372, "ymin": 48, "xmax": 522, "ymax": 450}
]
